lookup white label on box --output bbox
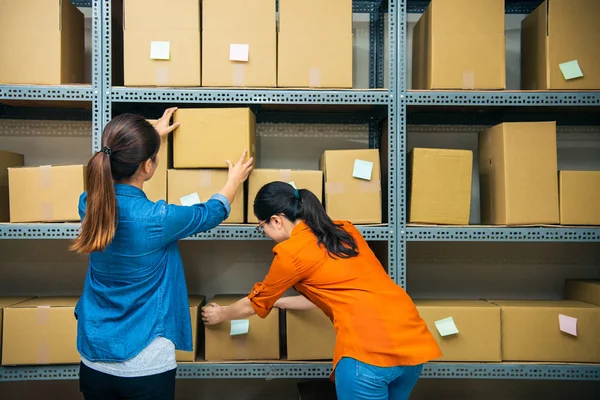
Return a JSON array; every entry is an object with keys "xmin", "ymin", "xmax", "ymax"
[
  {"xmin": 434, "ymin": 316, "xmax": 459, "ymax": 337},
  {"xmin": 180, "ymin": 193, "xmax": 201, "ymax": 206},
  {"xmin": 230, "ymin": 319, "xmax": 250, "ymax": 336},
  {"xmin": 288, "ymin": 181, "xmax": 297, "ymax": 189},
  {"xmin": 353, "ymin": 159, "xmax": 373, "ymax": 181},
  {"xmin": 559, "ymin": 314, "xmax": 577, "ymax": 336},
  {"xmin": 150, "ymin": 41, "xmax": 170, "ymax": 60},
  {"xmin": 230, "ymin": 44, "xmax": 249, "ymax": 62},
  {"xmin": 559, "ymin": 60, "xmax": 583, "ymax": 80}
]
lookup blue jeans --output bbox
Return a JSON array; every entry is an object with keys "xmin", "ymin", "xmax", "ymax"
[{"xmin": 335, "ymin": 357, "xmax": 423, "ymax": 400}]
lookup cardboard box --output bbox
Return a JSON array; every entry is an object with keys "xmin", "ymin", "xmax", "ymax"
[
  {"xmin": 479, "ymin": 122, "xmax": 559, "ymax": 225},
  {"xmin": 278, "ymin": 0, "xmax": 352, "ymax": 88},
  {"xmin": 8, "ymin": 165, "xmax": 86, "ymax": 223},
  {"xmin": 0, "ymin": 150, "xmax": 25, "ymax": 222},
  {"xmin": 173, "ymin": 108, "xmax": 256, "ymax": 168},
  {"xmin": 204, "ymin": 295, "xmax": 279, "ymax": 361},
  {"xmin": 320, "ymin": 149, "xmax": 381, "ymax": 224},
  {"xmin": 565, "ymin": 280, "xmax": 600, "ymax": 306},
  {"xmin": 143, "ymin": 121, "xmax": 170, "ymax": 202},
  {"xmin": 0, "ymin": 0, "xmax": 84, "ymax": 84},
  {"xmin": 492, "ymin": 300, "xmax": 600, "ymax": 363},
  {"xmin": 123, "ymin": 0, "xmax": 201, "ymax": 86},
  {"xmin": 412, "ymin": 0, "xmax": 505, "ymax": 90},
  {"xmin": 286, "ymin": 309, "xmax": 335, "ymax": 361},
  {"xmin": 176, "ymin": 296, "xmax": 205, "ymax": 362},
  {"xmin": 2, "ymin": 297, "xmax": 79, "ymax": 365},
  {"xmin": 167, "ymin": 169, "xmax": 244, "ymax": 223},
  {"xmin": 202, "ymin": 0, "xmax": 276, "ymax": 87},
  {"xmin": 559, "ymin": 171, "xmax": 600, "ymax": 225},
  {"xmin": 247, "ymin": 169, "xmax": 323, "ymax": 223},
  {"xmin": 521, "ymin": 0, "xmax": 600, "ymax": 90},
  {"xmin": 408, "ymin": 148, "xmax": 473, "ymax": 225},
  {"xmin": 0, "ymin": 297, "xmax": 34, "ymax": 363},
  {"xmin": 415, "ymin": 300, "xmax": 501, "ymax": 362},
  {"xmin": 297, "ymin": 381, "xmax": 337, "ymax": 400}
]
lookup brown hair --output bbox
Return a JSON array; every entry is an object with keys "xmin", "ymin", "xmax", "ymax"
[{"xmin": 71, "ymin": 114, "xmax": 160, "ymax": 254}]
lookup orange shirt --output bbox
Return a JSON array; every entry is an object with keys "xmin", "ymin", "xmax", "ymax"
[{"xmin": 248, "ymin": 221, "xmax": 442, "ymax": 371}]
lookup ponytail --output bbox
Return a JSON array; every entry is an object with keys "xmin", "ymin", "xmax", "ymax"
[
  {"xmin": 254, "ymin": 181, "xmax": 359, "ymax": 259},
  {"xmin": 70, "ymin": 151, "xmax": 117, "ymax": 254}
]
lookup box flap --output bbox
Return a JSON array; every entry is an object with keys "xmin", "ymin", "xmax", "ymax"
[
  {"xmin": 490, "ymin": 299, "xmax": 597, "ymax": 309},
  {"xmin": 415, "ymin": 300, "xmax": 497, "ymax": 308},
  {"xmin": 0, "ymin": 297, "xmax": 35, "ymax": 309}
]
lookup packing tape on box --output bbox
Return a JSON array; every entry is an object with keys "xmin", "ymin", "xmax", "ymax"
[
  {"xmin": 325, "ymin": 182, "xmax": 345, "ymax": 194},
  {"xmin": 462, "ymin": 71, "xmax": 475, "ymax": 90},
  {"xmin": 39, "ymin": 165, "xmax": 52, "ymax": 188},
  {"xmin": 360, "ymin": 180, "xmax": 381, "ymax": 193},
  {"xmin": 232, "ymin": 64, "xmax": 245, "ymax": 87},
  {"xmin": 279, "ymin": 169, "xmax": 292, "ymax": 183},
  {"xmin": 156, "ymin": 66, "xmax": 169, "ymax": 86},
  {"xmin": 37, "ymin": 305, "xmax": 51, "ymax": 326},
  {"xmin": 309, "ymin": 68, "xmax": 322, "ymax": 88},
  {"xmin": 37, "ymin": 343, "xmax": 50, "ymax": 364},
  {"xmin": 41, "ymin": 202, "xmax": 54, "ymax": 222},
  {"xmin": 198, "ymin": 170, "xmax": 212, "ymax": 188}
]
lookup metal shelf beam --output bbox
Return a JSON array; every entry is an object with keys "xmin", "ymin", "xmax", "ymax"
[
  {"xmin": 0, "ymin": 85, "xmax": 93, "ymax": 101},
  {"xmin": 407, "ymin": 1, "xmax": 544, "ymax": 14},
  {"xmin": 405, "ymin": 227, "xmax": 600, "ymax": 242},
  {"xmin": 407, "ymin": 91, "xmax": 600, "ymax": 106}
]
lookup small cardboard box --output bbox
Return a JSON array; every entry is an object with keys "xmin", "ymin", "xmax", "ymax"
[
  {"xmin": 8, "ymin": 165, "xmax": 86, "ymax": 223},
  {"xmin": 167, "ymin": 169, "xmax": 244, "ymax": 223},
  {"xmin": 492, "ymin": 300, "xmax": 600, "ymax": 363},
  {"xmin": 559, "ymin": 171, "xmax": 600, "ymax": 226},
  {"xmin": 202, "ymin": 0, "xmax": 276, "ymax": 87},
  {"xmin": 565, "ymin": 280, "xmax": 600, "ymax": 306},
  {"xmin": 408, "ymin": 148, "xmax": 473, "ymax": 225},
  {"xmin": 123, "ymin": 0, "xmax": 201, "ymax": 86},
  {"xmin": 143, "ymin": 121, "xmax": 170, "ymax": 202},
  {"xmin": 247, "ymin": 169, "xmax": 323, "ymax": 223},
  {"xmin": 176, "ymin": 296, "xmax": 205, "ymax": 362},
  {"xmin": 320, "ymin": 149, "xmax": 381, "ymax": 224},
  {"xmin": 415, "ymin": 300, "xmax": 501, "ymax": 362},
  {"xmin": 412, "ymin": 0, "xmax": 505, "ymax": 90},
  {"xmin": 278, "ymin": 0, "xmax": 352, "ymax": 88},
  {"xmin": 0, "ymin": 150, "xmax": 25, "ymax": 222},
  {"xmin": 173, "ymin": 108, "xmax": 256, "ymax": 168},
  {"xmin": 0, "ymin": 297, "xmax": 35, "ymax": 363},
  {"xmin": 2, "ymin": 297, "xmax": 79, "ymax": 366},
  {"xmin": 0, "ymin": 0, "xmax": 84, "ymax": 84},
  {"xmin": 204, "ymin": 295, "xmax": 279, "ymax": 361},
  {"xmin": 521, "ymin": 0, "xmax": 600, "ymax": 90},
  {"xmin": 479, "ymin": 122, "xmax": 559, "ymax": 225},
  {"xmin": 286, "ymin": 309, "xmax": 335, "ymax": 361}
]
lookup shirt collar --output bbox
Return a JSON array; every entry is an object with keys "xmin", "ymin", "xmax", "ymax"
[
  {"xmin": 291, "ymin": 221, "xmax": 310, "ymax": 236},
  {"xmin": 114, "ymin": 183, "xmax": 147, "ymax": 199}
]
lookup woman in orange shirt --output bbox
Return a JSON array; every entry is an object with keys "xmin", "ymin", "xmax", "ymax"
[{"xmin": 202, "ymin": 182, "xmax": 441, "ymax": 399}]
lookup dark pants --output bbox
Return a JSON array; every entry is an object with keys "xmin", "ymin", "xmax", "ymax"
[{"xmin": 79, "ymin": 362, "xmax": 176, "ymax": 400}]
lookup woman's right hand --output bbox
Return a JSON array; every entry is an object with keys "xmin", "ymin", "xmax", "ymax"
[{"xmin": 226, "ymin": 150, "xmax": 254, "ymax": 185}]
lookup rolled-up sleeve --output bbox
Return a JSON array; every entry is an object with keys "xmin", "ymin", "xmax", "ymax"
[{"xmin": 248, "ymin": 248, "xmax": 304, "ymax": 318}]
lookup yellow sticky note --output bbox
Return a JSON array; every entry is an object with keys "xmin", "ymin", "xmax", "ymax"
[{"xmin": 559, "ymin": 60, "xmax": 583, "ymax": 80}]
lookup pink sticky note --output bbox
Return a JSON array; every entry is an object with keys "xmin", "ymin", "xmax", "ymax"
[{"xmin": 559, "ymin": 314, "xmax": 577, "ymax": 336}]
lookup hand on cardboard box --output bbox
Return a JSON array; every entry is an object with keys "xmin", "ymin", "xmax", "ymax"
[
  {"xmin": 202, "ymin": 302, "xmax": 225, "ymax": 326},
  {"xmin": 153, "ymin": 107, "xmax": 180, "ymax": 137},
  {"xmin": 218, "ymin": 150, "xmax": 254, "ymax": 206}
]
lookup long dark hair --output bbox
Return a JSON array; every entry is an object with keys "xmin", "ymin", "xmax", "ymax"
[
  {"xmin": 254, "ymin": 181, "xmax": 359, "ymax": 259},
  {"xmin": 71, "ymin": 114, "xmax": 160, "ymax": 254}
]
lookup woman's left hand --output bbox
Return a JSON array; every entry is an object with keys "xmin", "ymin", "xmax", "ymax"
[
  {"xmin": 202, "ymin": 303, "xmax": 225, "ymax": 325},
  {"xmin": 153, "ymin": 107, "xmax": 180, "ymax": 137}
]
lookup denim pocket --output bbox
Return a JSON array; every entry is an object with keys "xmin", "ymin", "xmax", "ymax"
[{"xmin": 356, "ymin": 360, "xmax": 395, "ymax": 384}]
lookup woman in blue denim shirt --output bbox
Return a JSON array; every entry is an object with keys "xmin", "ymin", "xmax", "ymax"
[{"xmin": 70, "ymin": 108, "xmax": 253, "ymax": 400}]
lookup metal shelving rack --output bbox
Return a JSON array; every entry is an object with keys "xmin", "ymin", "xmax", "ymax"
[{"xmin": 1, "ymin": 0, "xmax": 600, "ymax": 383}]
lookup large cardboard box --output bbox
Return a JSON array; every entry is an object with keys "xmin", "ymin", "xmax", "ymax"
[
  {"xmin": 0, "ymin": 151, "xmax": 25, "ymax": 222},
  {"xmin": 412, "ymin": 0, "xmax": 505, "ymax": 90},
  {"xmin": 415, "ymin": 300, "xmax": 501, "ymax": 362},
  {"xmin": 559, "ymin": 171, "xmax": 600, "ymax": 226},
  {"xmin": 247, "ymin": 169, "xmax": 323, "ymax": 223},
  {"xmin": 167, "ymin": 169, "xmax": 244, "ymax": 223},
  {"xmin": 0, "ymin": 297, "xmax": 34, "ymax": 363},
  {"xmin": 123, "ymin": 0, "xmax": 201, "ymax": 86},
  {"xmin": 0, "ymin": 0, "xmax": 84, "ymax": 84},
  {"xmin": 8, "ymin": 165, "xmax": 86, "ymax": 223},
  {"xmin": 408, "ymin": 148, "xmax": 473, "ymax": 225},
  {"xmin": 204, "ymin": 295, "xmax": 279, "ymax": 361},
  {"xmin": 521, "ymin": 0, "xmax": 600, "ymax": 90},
  {"xmin": 565, "ymin": 280, "xmax": 600, "ymax": 306},
  {"xmin": 320, "ymin": 149, "xmax": 381, "ymax": 224},
  {"xmin": 278, "ymin": 0, "xmax": 352, "ymax": 88},
  {"xmin": 2, "ymin": 297, "xmax": 79, "ymax": 366},
  {"xmin": 492, "ymin": 300, "xmax": 600, "ymax": 363},
  {"xmin": 143, "ymin": 121, "xmax": 170, "ymax": 202},
  {"xmin": 202, "ymin": 0, "xmax": 276, "ymax": 87},
  {"xmin": 173, "ymin": 108, "xmax": 256, "ymax": 168},
  {"xmin": 176, "ymin": 296, "xmax": 205, "ymax": 362},
  {"xmin": 479, "ymin": 122, "xmax": 559, "ymax": 225},
  {"xmin": 286, "ymin": 309, "xmax": 335, "ymax": 361}
]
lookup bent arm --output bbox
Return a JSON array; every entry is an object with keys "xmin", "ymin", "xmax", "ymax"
[{"xmin": 275, "ymin": 295, "xmax": 318, "ymax": 310}]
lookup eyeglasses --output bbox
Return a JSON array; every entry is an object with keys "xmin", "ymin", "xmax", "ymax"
[{"xmin": 255, "ymin": 219, "xmax": 268, "ymax": 235}]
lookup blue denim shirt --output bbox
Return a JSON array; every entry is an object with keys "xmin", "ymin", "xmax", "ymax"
[{"xmin": 75, "ymin": 183, "xmax": 230, "ymax": 362}]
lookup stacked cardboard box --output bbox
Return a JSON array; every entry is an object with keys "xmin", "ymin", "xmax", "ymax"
[
  {"xmin": 286, "ymin": 309, "xmax": 335, "ymax": 361},
  {"xmin": 0, "ymin": 297, "xmax": 34, "ymax": 363},
  {"xmin": 0, "ymin": 151, "xmax": 25, "ymax": 222},
  {"xmin": 176, "ymin": 296, "xmax": 206, "ymax": 362},
  {"xmin": 143, "ymin": 120, "xmax": 170, "ymax": 202},
  {"xmin": 558, "ymin": 171, "xmax": 600, "ymax": 226}
]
